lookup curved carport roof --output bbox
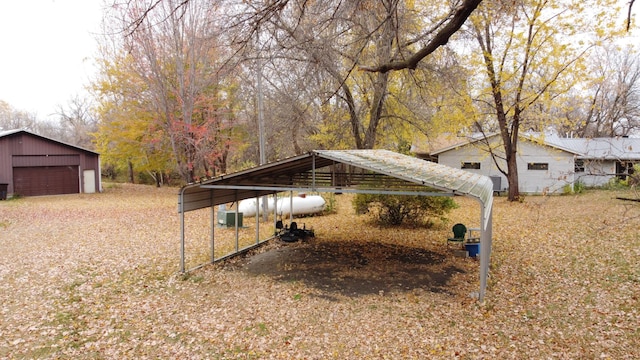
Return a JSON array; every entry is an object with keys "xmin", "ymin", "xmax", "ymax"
[{"xmin": 179, "ymin": 149, "xmax": 493, "ymax": 301}]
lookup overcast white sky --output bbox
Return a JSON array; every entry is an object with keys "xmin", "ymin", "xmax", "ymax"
[{"xmin": 0, "ymin": 0, "xmax": 104, "ymax": 121}]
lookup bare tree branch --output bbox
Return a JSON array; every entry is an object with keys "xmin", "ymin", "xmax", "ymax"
[
  {"xmin": 628, "ymin": 0, "xmax": 636, "ymax": 31},
  {"xmin": 122, "ymin": 0, "xmax": 190, "ymax": 36},
  {"xmin": 359, "ymin": 0, "xmax": 483, "ymax": 73}
]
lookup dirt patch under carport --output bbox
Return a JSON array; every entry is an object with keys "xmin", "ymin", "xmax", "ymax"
[{"xmin": 239, "ymin": 238, "xmax": 467, "ymax": 299}]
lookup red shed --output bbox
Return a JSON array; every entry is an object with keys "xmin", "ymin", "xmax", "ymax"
[{"xmin": 0, "ymin": 129, "xmax": 101, "ymax": 198}]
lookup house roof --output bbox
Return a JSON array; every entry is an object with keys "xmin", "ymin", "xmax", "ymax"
[
  {"xmin": 547, "ymin": 137, "xmax": 640, "ymax": 161},
  {"xmin": 0, "ymin": 129, "xmax": 99, "ymax": 155},
  {"xmin": 409, "ymin": 133, "xmax": 470, "ymax": 155},
  {"xmin": 429, "ymin": 133, "xmax": 581, "ymax": 156},
  {"xmin": 426, "ymin": 132, "xmax": 640, "ymax": 160}
]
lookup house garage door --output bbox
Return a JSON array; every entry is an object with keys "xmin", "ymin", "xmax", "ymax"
[{"xmin": 13, "ymin": 166, "xmax": 79, "ymax": 196}]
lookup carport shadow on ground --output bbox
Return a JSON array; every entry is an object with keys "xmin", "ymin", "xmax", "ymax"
[{"xmin": 241, "ymin": 240, "xmax": 465, "ymax": 299}]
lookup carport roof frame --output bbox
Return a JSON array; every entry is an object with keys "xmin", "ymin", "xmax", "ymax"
[
  {"xmin": 179, "ymin": 149, "xmax": 493, "ymax": 301},
  {"xmin": 180, "ymin": 149, "xmax": 493, "ymax": 216}
]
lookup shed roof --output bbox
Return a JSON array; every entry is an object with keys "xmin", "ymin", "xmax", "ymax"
[{"xmin": 0, "ymin": 129, "xmax": 99, "ymax": 155}]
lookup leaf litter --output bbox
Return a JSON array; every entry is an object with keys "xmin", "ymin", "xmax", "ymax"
[{"xmin": 0, "ymin": 183, "xmax": 638, "ymax": 359}]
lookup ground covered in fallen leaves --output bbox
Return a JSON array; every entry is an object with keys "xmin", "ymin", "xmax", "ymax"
[{"xmin": 0, "ymin": 183, "xmax": 638, "ymax": 359}]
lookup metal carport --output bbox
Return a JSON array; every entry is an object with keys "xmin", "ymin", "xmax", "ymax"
[{"xmin": 179, "ymin": 149, "xmax": 494, "ymax": 301}]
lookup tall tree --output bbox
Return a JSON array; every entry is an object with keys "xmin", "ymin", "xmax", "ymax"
[
  {"xmin": 98, "ymin": 0, "xmax": 238, "ymax": 182},
  {"xmin": 93, "ymin": 52, "xmax": 173, "ymax": 184},
  {"xmin": 0, "ymin": 101, "xmax": 38, "ymax": 132},
  {"xmin": 123, "ymin": 0, "xmax": 486, "ymax": 161},
  {"xmin": 235, "ymin": 0, "xmax": 472, "ymax": 152},
  {"xmin": 564, "ymin": 45, "xmax": 640, "ymax": 137},
  {"xmin": 468, "ymin": 0, "xmax": 622, "ymax": 201},
  {"xmin": 54, "ymin": 95, "xmax": 98, "ymax": 150},
  {"xmin": 249, "ymin": 0, "xmax": 401, "ymax": 150},
  {"xmin": 136, "ymin": 0, "xmax": 636, "ymax": 74},
  {"xmin": 123, "ymin": 0, "xmax": 637, "ymax": 168}
]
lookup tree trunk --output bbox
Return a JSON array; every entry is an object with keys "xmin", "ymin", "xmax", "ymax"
[
  {"xmin": 128, "ymin": 161, "xmax": 135, "ymax": 184},
  {"xmin": 342, "ymin": 84, "xmax": 364, "ymax": 149},
  {"xmin": 364, "ymin": 71, "xmax": 389, "ymax": 149},
  {"xmin": 506, "ymin": 150, "xmax": 520, "ymax": 201},
  {"xmin": 474, "ymin": 20, "xmax": 523, "ymax": 201}
]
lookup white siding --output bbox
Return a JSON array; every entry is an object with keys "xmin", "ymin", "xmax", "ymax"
[
  {"xmin": 517, "ymin": 141, "xmax": 574, "ymax": 193},
  {"xmin": 577, "ymin": 160, "xmax": 616, "ymax": 187},
  {"xmin": 437, "ymin": 138, "xmax": 575, "ymax": 194}
]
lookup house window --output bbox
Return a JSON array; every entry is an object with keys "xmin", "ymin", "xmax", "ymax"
[
  {"xmin": 461, "ymin": 162, "xmax": 481, "ymax": 169},
  {"xmin": 574, "ymin": 159, "xmax": 585, "ymax": 173},
  {"xmin": 528, "ymin": 163, "xmax": 549, "ymax": 170},
  {"xmin": 616, "ymin": 161, "xmax": 636, "ymax": 180}
]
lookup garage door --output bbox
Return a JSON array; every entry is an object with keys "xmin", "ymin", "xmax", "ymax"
[{"xmin": 13, "ymin": 166, "xmax": 79, "ymax": 196}]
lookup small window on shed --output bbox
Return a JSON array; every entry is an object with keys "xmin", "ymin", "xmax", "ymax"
[
  {"xmin": 528, "ymin": 162, "xmax": 549, "ymax": 170},
  {"xmin": 574, "ymin": 159, "xmax": 585, "ymax": 173},
  {"xmin": 461, "ymin": 162, "xmax": 481, "ymax": 169}
]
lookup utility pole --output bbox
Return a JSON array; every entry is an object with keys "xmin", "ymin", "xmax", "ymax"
[
  {"xmin": 256, "ymin": 29, "xmax": 268, "ymax": 221},
  {"xmin": 257, "ymin": 41, "xmax": 266, "ymax": 166}
]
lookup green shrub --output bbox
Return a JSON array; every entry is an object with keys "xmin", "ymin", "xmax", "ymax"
[
  {"xmin": 321, "ymin": 193, "xmax": 338, "ymax": 215},
  {"xmin": 353, "ymin": 193, "xmax": 457, "ymax": 226},
  {"xmin": 137, "ymin": 171, "xmax": 157, "ymax": 186},
  {"xmin": 563, "ymin": 180, "xmax": 585, "ymax": 195},
  {"xmin": 605, "ymin": 177, "xmax": 629, "ymax": 190},
  {"xmin": 6, "ymin": 193, "xmax": 22, "ymax": 201},
  {"xmin": 630, "ymin": 164, "xmax": 640, "ymax": 186}
]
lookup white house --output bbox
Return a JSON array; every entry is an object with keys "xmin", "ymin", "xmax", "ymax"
[
  {"xmin": 551, "ymin": 137, "xmax": 640, "ymax": 187},
  {"xmin": 416, "ymin": 134, "xmax": 640, "ymax": 194}
]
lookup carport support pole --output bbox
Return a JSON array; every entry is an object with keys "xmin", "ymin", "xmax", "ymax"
[
  {"xmin": 472, "ymin": 196, "xmax": 493, "ymax": 303},
  {"xmin": 235, "ymin": 191, "xmax": 239, "ymax": 252},
  {"xmin": 179, "ymin": 189, "xmax": 186, "ymax": 273},
  {"xmin": 479, "ymin": 209, "xmax": 493, "ymax": 302},
  {"xmin": 255, "ymin": 193, "xmax": 260, "ymax": 244},
  {"xmin": 210, "ymin": 195, "xmax": 215, "ymax": 264},
  {"xmin": 273, "ymin": 193, "xmax": 277, "ymax": 235},
  {"xmin": 289, "ymin": 191, "xmax": 293, "ymax": 224}
]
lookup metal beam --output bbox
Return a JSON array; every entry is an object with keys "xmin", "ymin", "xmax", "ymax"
[{"xmin": 200, "ymin": 184, "xmax": 454, "ymax": 197}]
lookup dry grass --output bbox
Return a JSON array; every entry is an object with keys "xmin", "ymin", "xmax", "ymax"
[{"xmin": 0, "ymin": 183, "xmax": 638, "ymax": 359}]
